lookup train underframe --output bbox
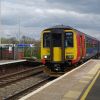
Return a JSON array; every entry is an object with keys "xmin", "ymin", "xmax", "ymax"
[
  {"xmin": 44, "ymin": 60, "xmax": 73, "ymax": 72},
  {"xmin": 43, "ymin": 53, "xmax": 100, "ymax": 74}
]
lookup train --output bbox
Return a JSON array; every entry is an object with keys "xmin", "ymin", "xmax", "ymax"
[{"xmin": 41, "ymin": 25, "xmax": 100, "ymax": 76}]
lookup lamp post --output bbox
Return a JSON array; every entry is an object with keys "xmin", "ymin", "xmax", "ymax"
[{"xmin": 18, "ymin": 15, "xmax": 21, "ymax": 44}]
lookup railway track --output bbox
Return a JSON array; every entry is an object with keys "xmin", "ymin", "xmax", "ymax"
[
  {"xmin": 0, "ymin": 65, "xmax": 43, "ymax": 87},
  {"xmin": 0, "ymin": 72, "xmax": 52, "ymax": 100},
  {"xmin": 0, "ymin": 61, "xmax": 53, "ymax": 100},
  {"xmin": 6, "ymin": 74, "xmax": 52, "ymax": 100}
]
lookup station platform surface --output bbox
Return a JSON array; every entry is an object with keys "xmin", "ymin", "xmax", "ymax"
[
  {"xmin": 20, "ymin": 59, "xmax": 100, "ymax": 100},
  {"xmin": 0, "ymin": 60, "xmax": 26, "ymax": 65},
  {"xmin": 85, "ymin": 73, "xmax": 100, "ymax": 100}
]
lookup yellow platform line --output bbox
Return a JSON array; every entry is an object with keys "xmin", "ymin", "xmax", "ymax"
[{"xmin": 80, "ymin": 70, "xmax": 100, "ymax": 100}]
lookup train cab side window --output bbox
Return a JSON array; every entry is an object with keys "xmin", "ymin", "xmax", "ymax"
[
  {"xmin": 43, "ymin": 33, "xmax": 50, "ymax": 47},
  {"xmin": 65, "ymin": 32, "xmax": 73, "ymax": 47}
]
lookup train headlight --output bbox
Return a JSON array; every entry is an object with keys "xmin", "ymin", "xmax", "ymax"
[
  {"xmin": 66, "ymin": 55, "xmax": 74, "ymax": 59},
  {"xmin": 43, "ymin": 55, "xmax": 50, "ymax": 59},
  {"xmin": 44, "ymin": 55, "xmax": 47, "ymax": 59}
]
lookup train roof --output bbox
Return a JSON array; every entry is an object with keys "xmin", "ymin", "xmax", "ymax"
[
  {"xmin": 44, "ymin": 25, "xmax": 99, "ymax": 41},
  {"xmin": 44, "ymin": 25, "xmax": 85, "ymax": 34},
  {"xmin": 44, "ymin": 25, "xmax": 74, "ymax": 30}
]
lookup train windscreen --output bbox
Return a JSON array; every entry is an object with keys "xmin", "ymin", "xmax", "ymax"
[
  {"xmin": 65, "ymin": 32, "xmax": 73, "ymax": 47},
  {"xmin": 43, "ymin": 33, "xmax": 62, "ymax": 47},
  {"xmin": 43, "ymin": 32, "xmax": 73, "ymax": 48},
  {"xmin": 43, "ymin": 33, "xmax": 50, "ymax": 47},
  {"xmin": 52, "ymin": 33, "xmax": 62, "ymax": 47}
]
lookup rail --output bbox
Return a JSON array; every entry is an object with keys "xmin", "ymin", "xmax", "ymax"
[{"xmin": 0, "ymin": 65, "xmax": 43, "ymax": 87}]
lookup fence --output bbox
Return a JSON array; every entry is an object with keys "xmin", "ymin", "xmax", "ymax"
[{"xmin": 0, "ymin": 44, "xmax": 41, "ymax": 60}]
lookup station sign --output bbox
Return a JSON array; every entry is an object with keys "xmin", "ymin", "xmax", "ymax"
[{"xmin": 17, "ymin": 44, "xmax": 34, "ymax": 47}]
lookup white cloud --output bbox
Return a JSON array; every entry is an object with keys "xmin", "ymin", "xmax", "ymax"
[{"xmin": 0, "ymin": 0, "xmax": 100, "ymax": 40}]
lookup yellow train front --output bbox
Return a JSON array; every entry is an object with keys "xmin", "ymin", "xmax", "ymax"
[{"xmin": 41, "ymin": 25, "xmax": 86, "ymax": 76}]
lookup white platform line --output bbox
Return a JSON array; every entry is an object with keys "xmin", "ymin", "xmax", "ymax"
[
  {"xmin": 0, "ymin": 60, "xmax": 26, "ymax": 65},
  {"xmin": 19, "ymin": 59, "xmax": 92, "ymax": 100}
]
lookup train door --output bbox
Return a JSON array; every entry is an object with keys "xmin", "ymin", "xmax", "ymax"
[
  {"xmin": 80, "ymin": 34, "xmax": 86, "ymax": 58},
  {"xmin": 52, "ymin": 33, "xmax": 62, "ymax": 62},
  {"xmin": 80, "ymin": 35, "xmax": 82, "ymax": 58}
]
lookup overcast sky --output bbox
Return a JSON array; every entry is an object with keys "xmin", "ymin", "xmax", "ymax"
[{"xmin": 0, "ymin": 0, "xmax": 100, "ymax": 40}]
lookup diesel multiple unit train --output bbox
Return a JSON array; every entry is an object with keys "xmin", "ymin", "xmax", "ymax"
[{"xmin": 41, "ymin": 25, "xmax": 100, "ymax": 76}]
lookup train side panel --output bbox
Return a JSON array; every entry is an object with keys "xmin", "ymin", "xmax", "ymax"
[
  {"xmin": 71, "ymin": 32, "xmax": 86, "ymax": 64},
  {"xmin": 85, "ymin": 36, "xmax": 99, "ymax": 59}
]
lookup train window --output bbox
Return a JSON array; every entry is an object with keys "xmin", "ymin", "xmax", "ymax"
[
  {"xmin": 43, "ymin": 33, "xmax": 50, "ymax": 47},
  {"xmin": 52, "ymin": 33, "xmax": 62, "ymax": 47},
  {"xmin": 65, "ymin": 32, "xmax": 73, "ymax": 47}
]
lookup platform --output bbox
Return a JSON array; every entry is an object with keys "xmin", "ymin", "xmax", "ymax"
[
  {"xmin": 83, "ymin": 72, "xmax": 100, "ymax": 100},
  {"xmin": 20, "ymin": 59, "xmax": 100, "ymax": 100},
  {"xmin": 0, "ymin": 60, "xmax": 26, "ymax": 65}
]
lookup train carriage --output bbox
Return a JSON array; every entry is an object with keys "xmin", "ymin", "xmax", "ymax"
[{"xmin": 41, "ymin": 25, "xmax": 99, "ymax": 76}]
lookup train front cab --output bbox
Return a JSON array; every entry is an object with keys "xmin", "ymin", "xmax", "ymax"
[{"xmin": 41, "ymin": 29, "xmax": 85, "ymax": 73}]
